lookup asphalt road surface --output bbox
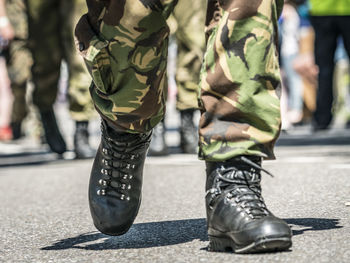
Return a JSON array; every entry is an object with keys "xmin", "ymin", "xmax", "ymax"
[{"xmin": 0, "ymin": 105, "xmax": 350, "ymax": 262}]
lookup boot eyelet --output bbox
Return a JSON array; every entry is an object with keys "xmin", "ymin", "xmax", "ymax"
[
  {"xmin": 99, "ymin": 179, "xmax": 108, "ymax": 186},
  {"xmin": 120, "ymin": 194, "xmax": 130, "ymax": 201},
  {"xmin": 97, "ymin": 189, "xmax": 106, "ymax": 196},
  {"xmin": 126, "ymin": 164, "xmax": 135, "ymax": 169},
  {"xmin": 101, "ymin": 168, "xmax": 109, "ymax": 175}
]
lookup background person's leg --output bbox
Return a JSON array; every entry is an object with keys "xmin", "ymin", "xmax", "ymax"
[
  {"xmin": 173, "ymin": 0, "xmax": 206, "ymax": 154},
  {"xmin": 26, "ymin": 0, "xmax": 67, "ymax": 154},
  {"xmin": 61, "ymin": 0, "xmax": 95, "ymax": 159},
  {"xmin": 310, "ymin": 16, "xmax": 338, "ymax": 130}
]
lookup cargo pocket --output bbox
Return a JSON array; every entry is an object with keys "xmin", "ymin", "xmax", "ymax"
[{"xmin": 75, "ymin": 14, "xmax": 110, "ymax": 94}]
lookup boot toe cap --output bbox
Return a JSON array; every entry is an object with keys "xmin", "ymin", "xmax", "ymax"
[{"xmin": 89, "ymin": 197, "xmax": 139, "ymax": 236}]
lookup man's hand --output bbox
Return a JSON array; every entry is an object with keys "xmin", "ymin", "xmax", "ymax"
[{"xmin": 293, "ymin": 53, "xmax": 319, "ymax": 86}]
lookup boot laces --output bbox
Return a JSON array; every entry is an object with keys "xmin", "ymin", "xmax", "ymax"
[
  {"xmin": 96, "ymin": 132, "xmax": 149, "ymax": 201},
  {"xmin": 207, "ymin": 156, "xmax": 273, "ymax": 219}
]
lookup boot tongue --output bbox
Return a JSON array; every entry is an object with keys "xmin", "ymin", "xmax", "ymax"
[
  {"xmin": 220, "ymin": 164, "xmax": 258, "ymax": 183},
  {"xmin": 101, "ymin": 120, "xmax": 152, "ymax": 152}
]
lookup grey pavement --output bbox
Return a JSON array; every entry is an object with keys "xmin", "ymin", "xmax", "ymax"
[{"xmin": 0, "ymin": 102, "xmax": 350, "ymax": 262}]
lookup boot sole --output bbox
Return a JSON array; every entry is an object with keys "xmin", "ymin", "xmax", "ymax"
[{"xmin": 208, "ymin": 235, "xmax": 292, "ymax": 254}]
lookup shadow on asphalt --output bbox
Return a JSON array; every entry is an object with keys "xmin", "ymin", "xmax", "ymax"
[
  {"xmin": 41, "ymin": 218, "xmax": 342, "ymax": 251},
  {"xmin": 285, "ymin": 218, "xmax": 342, "ymax": 236},
  {"xmin": 41, "ymin": 218, "xmax": 208, "ymax": 250}
]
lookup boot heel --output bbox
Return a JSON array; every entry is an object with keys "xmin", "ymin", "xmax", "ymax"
[{"xmin": 208, "ymin": 236, "xmax": 235, "ymax": 252}]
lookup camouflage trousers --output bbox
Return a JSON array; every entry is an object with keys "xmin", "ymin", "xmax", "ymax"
[
  {"xmin": 172, "ymin": 0, "xmax": 206, "ymax": 111},
  {"xmin": 75, "ymin": 0, "xmax": 283, "ymax": 161},
  {"xmin": 25, "ymin": 0, "xmax": 94, "ymax": 121}
]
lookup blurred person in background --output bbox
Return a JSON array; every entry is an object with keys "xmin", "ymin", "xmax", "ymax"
[
  {"xmin": 0, "ymin": 33, "xmax": 13, "ymax": 140},
  {"xmin": 25, "ymin": 0, "xmax": 96, "ymax": 158},
  {"xmin": 0, "ymin": 54, "xmax": 12, "ymax": 140},
  {"xmin": 0, "ymin": 0, "xmax": 33, "ymax": 142},
  {"xmin": 0, "ymin": 0, "xmax": 96, "ymax": 158},
  {"xmin": 0, "ymin": 0, "xmax": 13, "ymax": 141},
  {"xmin": 309, "ymin": 0, "xmax": 350, "ymax": 131},
  {"xmin": 0, "ymin": 1, "xmax": 13, "ymax": 140},
  {"xmin": 148, "ymin": 0, "xmax": 206, "ymax": 156},
  {"xmin": 279, "ymin": 0, "xmax": 304, "ymax": 130},
  {"xmin": 293, "ymin": 1, "xmax": 319, "ymax": 122}
]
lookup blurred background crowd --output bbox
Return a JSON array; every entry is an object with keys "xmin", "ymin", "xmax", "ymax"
[{"xmin": 0, "ymin": 0, "xmax": 350, "ymax": 158}]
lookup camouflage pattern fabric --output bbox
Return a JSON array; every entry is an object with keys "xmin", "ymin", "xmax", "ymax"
[
  {"xmin": 198, "ymin": 0, "xmax": 283, "ymax": 161},
  {"xmin": 75, "ymin": 0, "xmax": 283, "ymax": 161},
  {"xmin": 172, "ymin": 0, "xmax": 206, "ymax": 111},
  {"xmin": 4, "ymin": 0, "xmax": 32, "ymax": 123},
  {"xmin": 75, "ymin": 0, "xmax": 178, "ymax": 132},
  {"xmin": 26, "ymin": 0, "xmax": 94, "ymax": 121}
]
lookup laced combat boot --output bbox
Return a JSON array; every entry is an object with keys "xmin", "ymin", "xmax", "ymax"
[
  {"xmin": 74, "ymin": 121, "xmax": 95, "ymax": 159},
  {"xmin": 148, "ymin": 120, "xmax": 168, "ymax": 156},
  {"xmin": 40, "ymin": 108, "xmax": 66, "ymax": 154},
  {"xmin": 180, "ymin": 109, "xmax": 198, "ymax": 154},
  {"xmin": 89, "ymin": 120, "xmax": 152, "ymax": 235},
  {"xmin": 205, "ymin": 156, "xmax": 292, "ymax": 253}
]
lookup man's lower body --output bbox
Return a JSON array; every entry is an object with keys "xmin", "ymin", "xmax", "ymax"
[
  {"xmin": 310, "ymin": 15, "xmax": 350, "ymax": 130},
  {"xmin": 75, "ymin": 0, "xmax": 291, "ymax": 253},
  {"xmin": 26, "ymin": 0, "xmax": 96, "ymax": 158},
  {"xmin": 4, "ymin": 38, "xmax": 32, "ymax": 140}
]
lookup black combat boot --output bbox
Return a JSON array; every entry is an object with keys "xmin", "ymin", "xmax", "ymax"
[
  {"xmin": 74, "ymin": 121, "xmax": 95, "ymax": 159},
  {"xmin": 148, "ymin": 120, "xmax": 168, "ymax": 156},
  {"xmin": 205, "ymin": 156, "xmax": 292, "ymax": 253},
  {"xmin": 89, "ymin": 120, "xmax": 151, "ymax": 235},
  {"xmin": 180, "ymin": 109, "xmax": 198, "ymax": 154},
  {"xmin": 10, "ymin": 121, "xmax": 22, "ymax": 140},
  {"xmin": 40, "ymin": 108, "xmax": 67, "ymax": 154}
]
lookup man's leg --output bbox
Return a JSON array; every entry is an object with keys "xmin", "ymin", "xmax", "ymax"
[
  {"xmin": 5, "ymin": 0, "xmax": 32, "ymax": 139},
  {"xmin": 310, "ymin": 16, "xmax": 338, "ymax": 130},
  {"xmin": 26, "ymin": 0, "xmax": 67, "ymax": 154},
  {"xmin": 173, "ymin": 0, "xmax": 206, "ymax": 154},
  {"xmin": 5, "ymin": 40, "xmax": 32, "ymax": 139},
  {"xmin": 75, "ymin": 0, "xmax": 177, "ymax": 235},
  {"xmin": 61, "ymin": 0, "xmax": 96, "ymax": 159},
  {"xmin": 201, "ymin": 0, "xmax": 292, "ymax": 253}
]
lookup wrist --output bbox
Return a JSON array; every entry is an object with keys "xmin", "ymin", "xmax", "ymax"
[{"xmin": 0, "ymin": 16, "xmax": 9, "ymax": 28}]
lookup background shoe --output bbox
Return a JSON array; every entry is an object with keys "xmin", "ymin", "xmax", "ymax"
[
  {"xmin": 205, "ymin": 156, "xmax": 292, "ymax": 253},
  {"xmin": 0, "ymin": 126, "xmax": 12, "ymax": 141},
  {"xmin": 179, "ymin": 109, "xmax": 198, "ymax": 154},
  {"xmin": 10, "ymin": 122, "xmax": 22, "ymax": 140},
  {"xmin": 74, "ymin": 121, "xmax": 95, "ymax": 159},
  {"xmin": 89, "ymin": 120, "xmax": 151, "ymax": 236},
  {"xmin": 148, "ymin": 121, "xmax": 168, "ymax": 156},
  {"xmin": 40, "ymin": 108, "xmax": 67, "ymax": 154}
]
